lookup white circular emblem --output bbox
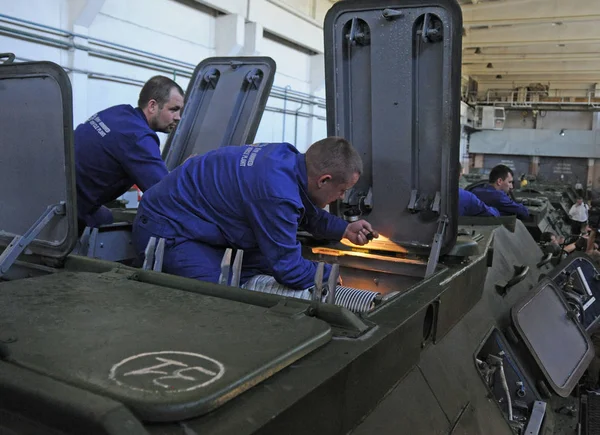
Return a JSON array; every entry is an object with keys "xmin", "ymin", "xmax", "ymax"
[{"xmin": 109, "ymin": 351, "xmax": 226, "ymax": 393}]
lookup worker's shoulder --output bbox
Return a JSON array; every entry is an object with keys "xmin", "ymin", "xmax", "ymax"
[
  {"xmin": 240, "ymin": 143, "xmax": 302, "ymax": 201},
  {"xmin": 243, "ymin": 142, "xmax": 298, "ymax": 170},
  {"xmin": 95, "ymin": 105, "xmax": 155, "ymax": 137}
]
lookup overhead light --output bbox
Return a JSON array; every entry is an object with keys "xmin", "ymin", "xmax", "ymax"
[
  {"xmin": 487, "ymin": 62, "xmax": 493, "ymax": 68},
  {"xmin": 560, "ymin": 129, "xmax": 566, "ymax": 136}
]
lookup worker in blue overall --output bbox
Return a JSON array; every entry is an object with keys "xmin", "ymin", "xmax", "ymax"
[
  {"xmin": 132, "ymin": 137, "xmax": 379, "ymax": 290},
  {"xmin": 457, "ymin": 162, "xmax": 499, "ymax": 217},
  {"xmin": 74, "ymin": 75, "xmax": 184, "ymax": 231},
  {"xmin": 471, "ymin": 164, "xmax": 529, "ymax": 220}
]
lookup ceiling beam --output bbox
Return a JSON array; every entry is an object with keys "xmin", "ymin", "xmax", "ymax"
[
  {"xmin": 463, "ymin": 22, "xmax": 600, "ymax": 48},
  {"xmin": 463, "ymin": 54, "xmax": 600, "ymax": 63},
  {"xmin": 462, "ymin": 0, "xmax": 600, "ymax": 27},
  {"xmin": 464, "ymin": 43, "xmax": 600, "ymax": 56}
]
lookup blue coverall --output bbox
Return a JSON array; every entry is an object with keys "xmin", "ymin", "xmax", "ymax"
[
  {"xmin": 458, "ymin": 188, "xmax": 500, "ymax": 217},
  {"xmin": 471, "ymin": 184, "xmax": 530, "ymax": 219},
  {"xmin": 74, "ymin": 105, "xmax": 168, "ymax": 227},
  {"xmin": 132, "ymin": 143, "xmax": 349, "ymax": 289}
]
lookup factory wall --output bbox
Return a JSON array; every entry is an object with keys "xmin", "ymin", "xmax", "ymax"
[
  {"xmin": 469, "ymin": 109, "xmax": 600, "ymax": 188},
  {"xmin": 0, "ymin": 0, "xmax": 330, "ymax": 152}
]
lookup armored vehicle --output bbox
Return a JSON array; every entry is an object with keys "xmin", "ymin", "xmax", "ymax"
[{"xmin": 1, "ymin": 1, "xmax": 599, "ymax": 434}]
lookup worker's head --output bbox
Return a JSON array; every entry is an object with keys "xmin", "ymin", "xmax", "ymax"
[
  {"xmin": 577, "ymin": 197, "xmax": 584, "ymax": 205},
  {"xmin": 305, "ymin": 137, "xmax": 363, "ymax": 208},
  {"xmin": 138, "ymin": 76, "xmax": 184, "ymax": 133},
  {"xmin": 458, "ymin": 162, "xmax": 463, "ymax": 179},
  {"xmin": 488, "ymin": 164, "xmax": 514, "ymax": 194}
]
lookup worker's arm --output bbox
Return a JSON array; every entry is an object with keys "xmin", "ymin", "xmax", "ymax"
[
  {"xmin": 118, "ymin": 133, "xmax": 169, "ymax": 191},
  {"xmin": 302, "ymin": 207, "xmax": 348, "ymax": 240},
  {"xmin": 460, "ymin": 189, "xmax": 500, "ymax": 217},
  {"xmin": 568, "ymin": 204, "xmax": 577, "ymax": 219},
  {"xmin": 245, "ymin": 198, "xmax": 334, "ymax": 290},
  {"xmin": 497, "ymin": 194, "xmax": 530, "ymax": 219}
]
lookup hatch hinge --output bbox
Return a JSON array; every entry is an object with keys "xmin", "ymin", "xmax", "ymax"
[
  {"xmin": 345, "ymin": 18, "xmax": 371, "ymax": 46},
  {"xmin": 418, "ymin": 13, "xmax": 443, "ymax": 43},
  {"xmin": 202, "ymin": 68, "xmax": 219, "ymax": 89},
  {"xmin": 244, "ymin": 68, "xmax": 262, "ymax": 90},
  {"xmin": 0, "ymin": 202, "xmax": 66, "ymax": 277},
  {"xmin": 425, "ymin": 215, "xmax": 448, "ymax": 278},
  {"xmin": 408, "ymin": 190, "xmax": 442, "ymax": 214}
]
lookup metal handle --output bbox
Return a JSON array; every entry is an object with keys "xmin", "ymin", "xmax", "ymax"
[
  {"xmin": 0, "ymin": 53, "xmax": 15, "ymax": 64},
  {"xmin": 536, "ymin": 253, "xmax": 553, "ymax": 268},
  {"xmin": 496, "ymin": 265, "xmax": 529, "ymax": 296}
]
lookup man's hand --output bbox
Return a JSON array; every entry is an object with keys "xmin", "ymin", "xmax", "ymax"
[{"xmin": 343, "ymin": 220, "xmax": 379, "ymax": 246}]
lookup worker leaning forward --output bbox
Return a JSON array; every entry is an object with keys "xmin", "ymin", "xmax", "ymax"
[{"xmin": 132, "ymin": 137, "xmax": 379, "ymax": 290}]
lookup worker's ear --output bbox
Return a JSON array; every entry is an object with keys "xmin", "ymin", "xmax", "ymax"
[
  {"xmin": 146, "ymin": 99, "xmax": 159, "ymax": 114},
  {"xmin": 317, "ymin": 174, "xmax": 332, "ymax": 188}
]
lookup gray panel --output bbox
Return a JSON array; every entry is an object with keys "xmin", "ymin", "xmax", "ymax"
[
  {"xmin": 324, "ymin": 0, "xmax": 462, "ymax": 255},
  {"xmin": 162, "ymin": 57, "xmax": 276, "ymax": 170},
  {"xmin": 0, "ymin": 271, "xmax": 331, "ymax": 422},
  {"xmin": 538, "ymin": 157, "xmax": 588, "ymax": 184},
  {"xmin": 470, "ymin": 128, "xmax": 600, "ymax": 158},
  {"xmin": 512, "ymin": 278, "xmax": 594, "ymax": 397},
  {"xmin": 0, "ymin": 62, "xmax": 77, "ymax": 259},
  {"xmin": 483, "ymin": 155, "xmax": 530, "ymax": 178},
  {"xmin": 351, "ymin": 368, "xmax": 450, "ymax": 435}
]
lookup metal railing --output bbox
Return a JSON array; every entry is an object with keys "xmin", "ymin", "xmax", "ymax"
[{"xmin": 478, "ymin": 89, "xmax": 600, "ymax": 109}]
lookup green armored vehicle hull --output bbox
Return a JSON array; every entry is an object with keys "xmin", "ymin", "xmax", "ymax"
[{"xmin": 1, "ymin": 1, "xmax": 599, "ymax": 434}]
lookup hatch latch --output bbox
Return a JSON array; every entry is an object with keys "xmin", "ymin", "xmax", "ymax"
[
  {"xmin": 0, "ymin": 202, "xmax": 66, "ymax": 277},
  {"xmin": 425, "ymin": 215, "xmax": 448, "ymax": 278},
  {"xmin": 408, "ymin": 190, "xmax": 442, "ymax": 214}
]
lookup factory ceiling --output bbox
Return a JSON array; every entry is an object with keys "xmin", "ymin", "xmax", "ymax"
[{"xmin": 325, "ymin": 0, "xmax": 600, "ymax": 96}]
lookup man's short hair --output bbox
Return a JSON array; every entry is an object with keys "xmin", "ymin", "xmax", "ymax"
[
  {"xmin": 489, "ymin": 164, "xmax": 513, "ymax": 184},
  {"xmin": 305, "ymin": 137, "xmax": 363, "ymax": 183},
  {"xmin": 138, "ymin": 76, "xmax": 184, "ymax": 109}
]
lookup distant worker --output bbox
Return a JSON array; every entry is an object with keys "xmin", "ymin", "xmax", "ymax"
[
  {"xmin": 458, "ymin": 162, "xmax": 500, "ymax": 217},
  {"xmin": 132, "ymin": 137, "xmax": 379, "ymax": 290},
  {"xmin": 471, "ymin": 164, "xmax": 530, "ymax": 220},
  {"xmin": 519, "ymin": 174, "xmax": 528, "ymax": 188},
  {"xmin": 575, "ymin": 178, "xmax": 584, "ymax": 197},
  {"xmin": 74, "ymin": 75, "xmax": 184, "ymax": 231},
  {"xmin": 569, "ymin": 197, "xmax": 589, "ymax": 235}
]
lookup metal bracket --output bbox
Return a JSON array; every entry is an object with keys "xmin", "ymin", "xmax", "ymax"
[
  {"xmin": 313, "ymin": 262, "xmax": 325, "ymax": 302},
  {"xmin": 524, "ymin": 401, "xmax": 546, "ymax": 435},
  {"xmin": 218, "ymin": 248, "xmax": 244, "ymax": 287},
  {"xmin": 327, "ymin": 263, "xmax": 340, "ymax": 304},
  {"xmin": 425, "ymin": 215, "xmax": 448, "ymax": 278},
  {"xmin": 408, "ymin": 190, "xmax": 420, "ymax": 213},
  {"xmin": 0, "ymin": 202, "xmax": 66, "ymax": 277},
  {"xmin": 142, "ymin": 237, "xmax": 166, "ymax": 272},
  {"xmin": 408, "ymin": 191, "xmax": 442, "ymax": 214},
  {"xmin": 431, "ymin": 192, "xmax": 441, "ymax": 213}
]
